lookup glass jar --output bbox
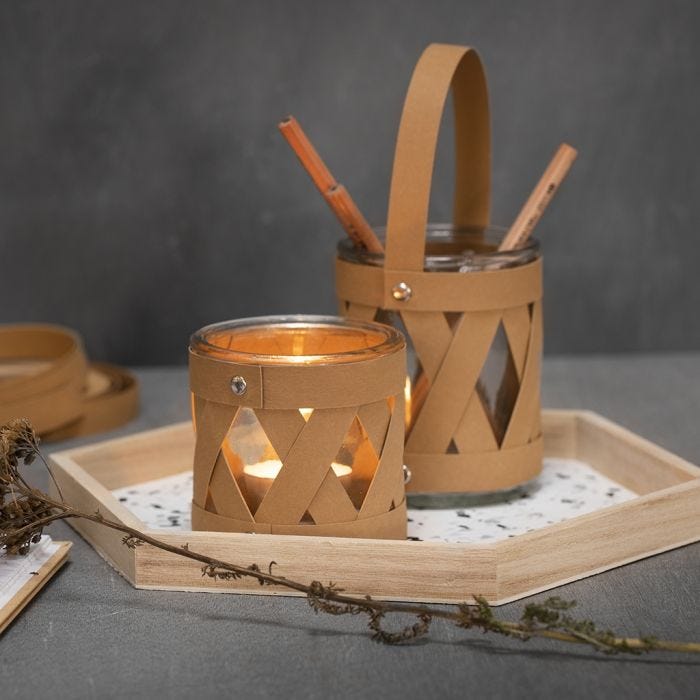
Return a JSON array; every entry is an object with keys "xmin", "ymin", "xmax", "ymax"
[
  {"xmin": 338, "ymin": 225, "xmax": 541, "ymax": 497},
  {"xmin": 189, "ymin": 315, "xmax": 408, "ymax": 538}
]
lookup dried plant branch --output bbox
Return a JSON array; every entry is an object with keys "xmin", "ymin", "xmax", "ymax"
[{"xmin": 1, "ymin": 418, "xmax": 699, "ymax": 655}]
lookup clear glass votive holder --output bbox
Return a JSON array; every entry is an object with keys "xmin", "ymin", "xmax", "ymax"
[{"xmin": 189, "ymin": 315, "xmax": 408, "ymax": 539}]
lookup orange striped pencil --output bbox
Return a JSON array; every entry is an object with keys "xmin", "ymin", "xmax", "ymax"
[{"xmin": 278, "ymin": 116, "xmax": 384, "ymax": 253}]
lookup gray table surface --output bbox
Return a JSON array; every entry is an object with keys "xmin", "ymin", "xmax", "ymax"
[{"xmin": 2, "ymin": 355, "xmax": 699, "ymax": 699}]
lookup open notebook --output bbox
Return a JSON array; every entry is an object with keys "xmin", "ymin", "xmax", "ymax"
[{"xmin": 0, "ymin": 536, "xmax": 71, "ymax": 634}]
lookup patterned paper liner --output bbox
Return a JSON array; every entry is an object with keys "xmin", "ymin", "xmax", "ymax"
[{"xmin": 111, "ymin": 458, "xmax": 635, "ymax": 543}]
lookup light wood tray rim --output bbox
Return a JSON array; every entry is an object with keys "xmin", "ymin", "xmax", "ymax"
[{"xmin": 47, "ymin": 410, "xmax": 700, "ymax": 605}]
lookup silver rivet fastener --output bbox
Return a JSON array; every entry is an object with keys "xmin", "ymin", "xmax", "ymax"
[
  {"xmin": 230, "ymin": 375, "xmax": 247, "ymax": 396},
  {"xmin": 402, "ymin": 465, "xmax": 412, "ymax": 485},
  {"xmin": 391, "ymin": 281, "xmax": 413, "ymax": 301}
]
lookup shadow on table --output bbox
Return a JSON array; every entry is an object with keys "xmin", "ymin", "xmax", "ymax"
[
  {"xmin": 50, "ymin": 584, "xmax": 700, "ymax": 668},
  {"xmin": 425, "ymin": 636, "xmax": 700, "ymax": 667}
]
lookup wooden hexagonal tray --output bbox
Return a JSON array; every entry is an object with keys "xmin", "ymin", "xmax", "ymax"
[{"xmin": 48, "ymin": 410, "xmax": 700, "ymax": 605}]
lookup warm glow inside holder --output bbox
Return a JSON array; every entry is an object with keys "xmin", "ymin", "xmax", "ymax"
[{"xmin": 188, "ymin": 315, "xmax": 407, "ymax": 539}]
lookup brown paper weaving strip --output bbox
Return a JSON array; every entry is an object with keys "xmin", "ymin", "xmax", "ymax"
[
  {"xmin": 192, "ymin": 498, "xmax": 407, "ymax": 539},
  {"xmin": 190, "ymin": 348, "xmax": 405, "ymax": 410},
  {"xmin": 335, "ymin": 257, "xmax": 543, "ymax": 312},
  {"xmin": 0, "ymin": 324, "xmax": 138, "ymax": 440},
  {"xmin": 405, "ymin": 438, "xmax": 543, "ymax": 493},
  {"xmin": 384, "ymin": 43, "xmax": 490, "ymax": 271}
]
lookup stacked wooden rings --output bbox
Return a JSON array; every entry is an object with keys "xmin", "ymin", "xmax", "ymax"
[{"xmin": 0, "ymin": 324, "xmax": 138, "ymax": 440}]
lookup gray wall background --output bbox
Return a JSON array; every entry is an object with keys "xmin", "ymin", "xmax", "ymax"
[{"xmin": 1, "ymin": 0, "xmax": 698, "ymax": 365}]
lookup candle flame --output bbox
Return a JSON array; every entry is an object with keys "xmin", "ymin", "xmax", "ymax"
[{"xmin": 243, "ymin": 459, "xmax": 352, "ymax": 480}]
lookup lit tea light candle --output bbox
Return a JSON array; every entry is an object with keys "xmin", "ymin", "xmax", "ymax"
[
  {"xmin": 243, "ymin": 459, "xmax": 352, "ymax": 506},
  {"xmin": 189, "ymin": 315, "xmax": 406, "ymax": 539}
]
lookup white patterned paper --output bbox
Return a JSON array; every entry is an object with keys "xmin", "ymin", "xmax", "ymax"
[
  {"xmin": 0, "ymin": 536, "xmax": 60, "ymax": 608},
  {"xmin": 111, "ymin": 458, "xmax": 635, "ymax": 543}
]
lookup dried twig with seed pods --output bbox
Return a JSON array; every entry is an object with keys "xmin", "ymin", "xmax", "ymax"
[{"xmin": 1, "ymin": 418, "xmax": 699, "ymax": 655}]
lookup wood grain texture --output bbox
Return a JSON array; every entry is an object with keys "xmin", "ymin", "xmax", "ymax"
[{"xmin": 48, "ymin": 410, "xmax": 700, "ymax": 605}]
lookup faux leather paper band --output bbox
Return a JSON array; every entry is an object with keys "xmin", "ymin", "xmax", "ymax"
[
  {"xmin": 192, "ymin": 498, "xmax": 407, "ymax": 539},
  {"xmin": 385, "ymin": 44, "xmax": 490, "ymax": 272},
  {"xmin": 336, "ymin": 257, "xmax": 543, "ymax": 312},
  {"xmin": 189, "ymin": 347, "xmax": 406, "ymax": 409},
  {"xmin": 406, "ymin": 436, "xmax": 543, "ymax": 493}
]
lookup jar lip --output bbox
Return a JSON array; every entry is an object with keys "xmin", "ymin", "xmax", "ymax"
[
  {"xmin": 337, "ymin": 223, "xmax": 539, "ymax": 263},
  {"xmin": 190, "ymin": 314, "xmax": 405, "ymax": 365}
]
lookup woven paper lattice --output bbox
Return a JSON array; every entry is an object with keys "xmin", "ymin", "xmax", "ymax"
[
  {"xmin": 339, "ymin": 294, "xmax": 543, "ymax": 493},
  {"xmin": 192, "ymin": 397, "xmax": 405, "ymax": 530},
  {"xmin": 189, "ymin": 330, "xmax": 407, "ymax": 539}
]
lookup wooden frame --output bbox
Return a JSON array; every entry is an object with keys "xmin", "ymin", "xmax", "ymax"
[{"xmin": 47, "ymin": 410, "xmax": 700, "ymax": 605}]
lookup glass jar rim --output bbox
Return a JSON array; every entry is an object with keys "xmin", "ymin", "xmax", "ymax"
[
  {"xmin": 190, "ymin": 314, "xmax": 405, "ymax": 365},
  {"xmin": 337, "ymin": 223, "xmax": 539, "ymax": 267}
]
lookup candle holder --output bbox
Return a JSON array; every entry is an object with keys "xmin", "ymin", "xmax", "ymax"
[
  {"xmin": 189, "ymin": 315, "xmax": 407, "ymax": 539},
  {"xmin": 336, "ymin": 45, "xmax": 543, "ymax": 494}
]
